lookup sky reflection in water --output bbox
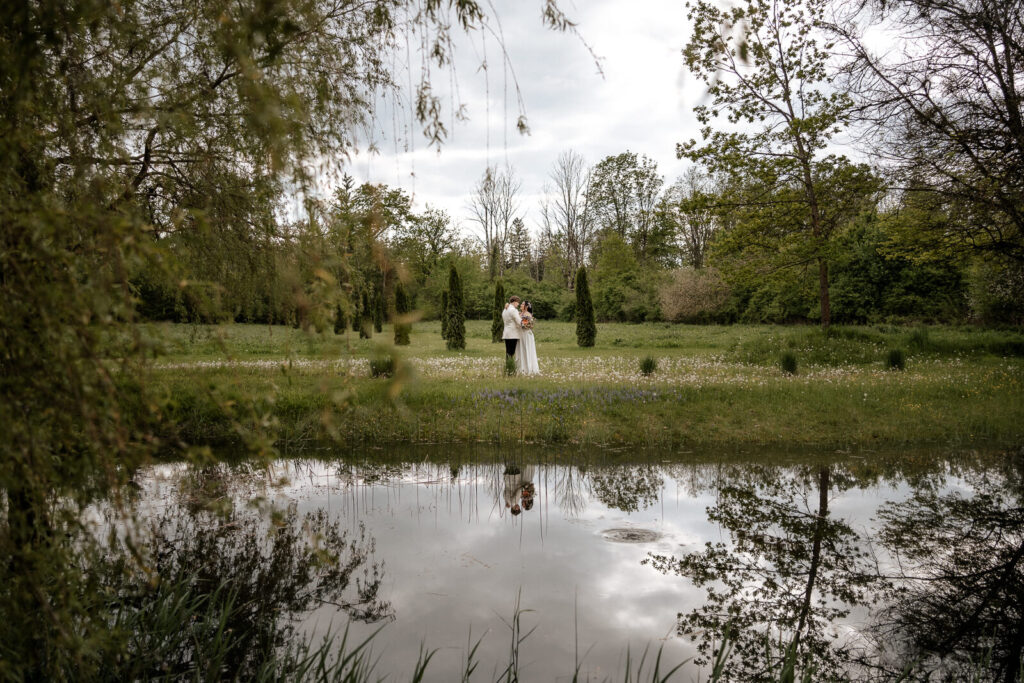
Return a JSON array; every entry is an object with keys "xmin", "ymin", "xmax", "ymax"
[{"xmin": 136, "ymin": 451, "xmax": 1009, "ymax": 682}]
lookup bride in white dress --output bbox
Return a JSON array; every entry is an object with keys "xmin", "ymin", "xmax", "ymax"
[{"xmin": 516, "ymin": 301, "xmax": 540, "ymax": 376}]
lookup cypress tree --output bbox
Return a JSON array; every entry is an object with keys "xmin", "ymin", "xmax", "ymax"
[
  {"xmin": 447, "ymin": 264, "xmax": 466, "ymax": 350},
  {"xmin": 440, "ymin": 289, "xmax": 450, "ymax": 340},
  {"xmin": 333, "ymin": 304, "xmax": 347, "ymax": 334},
  {"xmin": 373, "ymin": 288, "xmax": 384, "ymax": 333},
  {"xmin": 359, "ymin": 290, "xmax": 372, "ymax": 339},
  {"xmin": 575, "ymin": 266, "xmax": 596, "ymax": 347},
  {"xmin": 491, "ymin": 280, "xmax": 505, "ymax": 343},
  {"xmin": 394, "ymin": 282, "xmax": 411, "ymax": 345}
]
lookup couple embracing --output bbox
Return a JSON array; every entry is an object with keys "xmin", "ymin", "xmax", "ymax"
[{"xmin": 501, "ymin": 295, "xmax": 540, "ymax": 375}]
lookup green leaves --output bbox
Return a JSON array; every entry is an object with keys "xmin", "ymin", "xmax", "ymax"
[
  {"xmin": 574, "ymin": 266, "xmax": 596, "ymax": 347},
  {"xmin": 681, "ymin": 0, "xmax": 847, "ymax": 171},
  {"xmin": 680, "ymin": 0, "xmax": 858, "ymax": 327},
  {"xmin": 446, "ymin": 263, "xmax": 466, "ymax": 350},
  {"xmin": 0, "ymin": 2, "xmax": 571, "ymax": 675}
]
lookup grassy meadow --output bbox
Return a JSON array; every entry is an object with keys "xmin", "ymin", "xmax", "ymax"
[{"xmin": 142, "ymin": 320, "xmax": 1024, "ymax": 450}]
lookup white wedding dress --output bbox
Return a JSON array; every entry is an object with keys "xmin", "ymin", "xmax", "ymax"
[{"xmin": 516, "ymin": 316, "xmax": 540, "ymax": 375}]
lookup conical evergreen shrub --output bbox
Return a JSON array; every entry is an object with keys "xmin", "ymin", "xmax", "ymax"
[
  {"xmin": 491, "ymin": 280, "xmax": 505, "ymax": 343},
  {"xmin": 394, "ymin": 282, "xmax": 411, "ymax": 346},
  {"xmin": 373, "ymin": 289, "xmax": 383, "ymax": 333},
  {"xmin": 575, "ymin": 266, "xmax": 596, "ymax": 347},
  {"xmin": 333, "ymin": 304, "xmax": 347, "ymax": 334},
  {"xmin": 446, "ymin": 264, "xmax": 466, "ymax": 350}
]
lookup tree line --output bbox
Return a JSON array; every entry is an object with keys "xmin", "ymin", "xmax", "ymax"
[
  {"xmin": 133, "ymin": 147, "xmax": 1021, "ymax": 330},
  {"xmin": 128, "ymin": 0, "xmax": 1024, "ymax": 330},
  {"xmin": 126, "ymin": 0, "xmax": 1023, "ymax": 331}
]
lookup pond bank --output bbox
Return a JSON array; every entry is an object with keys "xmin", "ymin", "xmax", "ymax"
[{"xmin": 154, "ymin": 361, "xmax": 1024, "ymax": 450}]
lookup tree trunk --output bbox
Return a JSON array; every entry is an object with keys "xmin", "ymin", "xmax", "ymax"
[
  {"xmin": 818, "ymin": 256, "xmax": 831, "ymax": 329},
  {"xmin": 794, "ymin": 466, "xmax": 830, "ymax": 651},
  {"xmin": 8, "ymin": 459, "xmax": 42, "ymax": 558},
  {"xmin": 799, "ymin": 155, "xmax": 830, "ymax": 329}
]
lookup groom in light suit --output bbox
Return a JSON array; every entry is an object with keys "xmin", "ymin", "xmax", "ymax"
[{"xmin": 502, "ymin": 295, "xmax": 522, "ymax": 360}]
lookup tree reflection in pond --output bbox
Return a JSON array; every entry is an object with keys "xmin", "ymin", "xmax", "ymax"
[
  {"xmin": 99, "ymin": 502, "xmax": 391, "ymax": 680},
  {"xmin": 554, "ymin": 465, "xmax": 588, "ymax": 518},
  {"xmin": 78, "ymin": 451, "xmax": 1024, "ymax": 680},
  {"xmin": 866, "ymin": 455, "xmax": 1024, "ymax": 682},
  {"xmin": 645, "ymin": 464, "xmax": 876, "ymax": 681},
  {"xmin": 589, "ymin": 465, "xmax": 664, "ymax": 513}
]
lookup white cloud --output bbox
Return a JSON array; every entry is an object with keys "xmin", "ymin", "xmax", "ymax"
[{"xmin": 347, "ymin": 0, "xmax": 701, "ymax": 237}]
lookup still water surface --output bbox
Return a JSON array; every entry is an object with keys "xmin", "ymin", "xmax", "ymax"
[{"xmin": 130, "ymin": 447, "xmax": 1022, "ymax": 681}]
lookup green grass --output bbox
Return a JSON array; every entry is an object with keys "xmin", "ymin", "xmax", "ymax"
[
  {"xmin": 141, "ymin": 320, "xmax": 1024, "ymax": 363},
  {"xmin": 142, "ymin": 320, "xmax": 1024, "ymax": 449}
]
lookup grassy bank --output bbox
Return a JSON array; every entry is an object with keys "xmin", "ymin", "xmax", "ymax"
[{"xmin": 144, "ymin": 321, "xmax": 1024, "ymax": 449}]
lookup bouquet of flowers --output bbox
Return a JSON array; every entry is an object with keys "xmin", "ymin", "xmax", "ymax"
[{"xmin": 520, "ymin": 315, "xmax": 534, "ymax": 330}]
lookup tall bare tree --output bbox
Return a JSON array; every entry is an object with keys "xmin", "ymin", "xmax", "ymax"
[
  {"xmin": 539, "ymin": 149, "xmax": 595, "ymax": 287},
  {"xmin": 660, "ymin": 167, "xmax": 719, "ymax": 269},
  {"xmin": 467, "ymin": 165, "xmax": 522, "ymax": 279}
]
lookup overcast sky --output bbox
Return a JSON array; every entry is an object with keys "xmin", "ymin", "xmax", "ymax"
[{"xmin": 346, "ymin": 0, "xmax": 699, "ymax": 242}]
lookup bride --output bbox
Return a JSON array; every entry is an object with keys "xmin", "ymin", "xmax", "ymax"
[{"xmin": 516, "ymin": 301, "xmax": 540, "ymax": 376}]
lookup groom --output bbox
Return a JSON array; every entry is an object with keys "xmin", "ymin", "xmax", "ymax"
[{"xmin": 502, "ymin": 295, "xmax": 521, "ymax": 360}]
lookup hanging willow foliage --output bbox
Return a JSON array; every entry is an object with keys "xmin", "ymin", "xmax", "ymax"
[{"xmin": 0, "ymin": 0, "xmax": 584, "ymax": 676}]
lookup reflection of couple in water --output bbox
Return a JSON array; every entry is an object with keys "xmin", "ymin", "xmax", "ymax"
[{"xmin": 502, "ymin": 464, "xmax": 536, "ymax": 516}]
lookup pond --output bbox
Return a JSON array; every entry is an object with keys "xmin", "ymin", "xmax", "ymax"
[{"xmin": 119, "ymin": 446, "xmax": 1024, "ymax": 681}]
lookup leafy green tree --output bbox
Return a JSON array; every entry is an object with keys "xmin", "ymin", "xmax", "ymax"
[
  {"xmin": 968, "ymin": 257, "xmax": 1024, "ymax": 325},
  {"xmin": 587, "ymin": 152, "xmax": 667, "ymax": 263},
  {"xmin": 591, "ymin": 233, "xmax": 660, "ymax": 322},
  {"xmin": 391, "ymin": 207, "xmax": 458, "ymax": 284},
  {"xmin": 575, "ymin": 266, "xmax": 596, "ymax": 346},
  {"xmin": 334, "ymin": 304, "xmax": 348, "ymax": 334},
  {"xmin": 709, "ymin": 159, "xmax": 880, "ymax": 324},
  {"xmin": 394, "ymin": 282, "xmax": 411, "ymax": 346},
  {"xmin": 373, "ymin": 288, "xmax": 384, "ymax": 333},
  {"xmin": 446, "ymin": 264, "xmax": 466, "ymax": 350},
  {"xmin": 681, "ymin": 0, "xmax": 854, "ymax": 327},
  {"xmin": 507, "ymin": 218, "xmax": 532, "ymax": 271},
  {"xmin": 537, "ymin": 223, "xmax": 574, "ymax": 289},
  {"xmin": 470, "ymin": 272, "xmax": 570, "ymax": 321},
  {"xmin": 829, "ymin": 212, "xmax": 967, "ymax": 323},
  {"xmin": 322, "ymin": 180, "xmax": 411, "ymax": 329},
  {"xmin": 492, "ymin": 280, "xmax": 506, "ymax": 342}
]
